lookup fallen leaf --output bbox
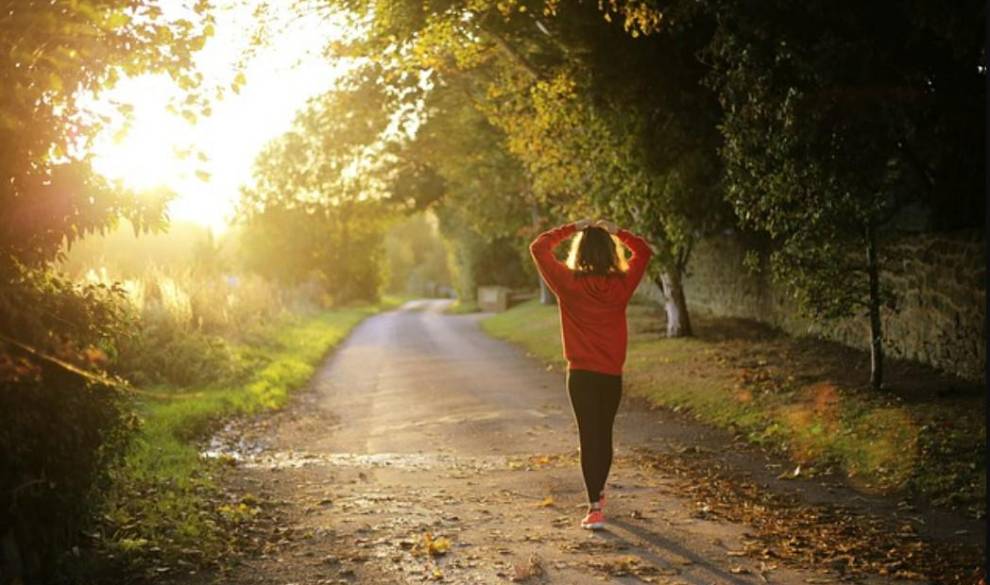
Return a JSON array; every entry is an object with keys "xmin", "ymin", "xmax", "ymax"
[{"xmin": 428, "ymin": 535, "xmax": 451, "ymax": 557}]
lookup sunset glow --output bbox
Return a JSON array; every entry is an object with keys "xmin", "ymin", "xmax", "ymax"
[{"xmin": 88, "ymin": 0, "xmax": 354, "ymax": 232}]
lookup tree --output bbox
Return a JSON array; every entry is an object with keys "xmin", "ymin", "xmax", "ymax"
[
  {"xmin": 475, "ymin": 1, "xmax": 730, "ymax": 335},
  {"xmin": 0, "ymin": 1, "xmax": 214, "ymax": 578},
  {"xmin": 0, "ymin": 0, "xmax": 214, "ymax": 352},
  {"xmin": 326, "ymin": 0, "xmax": 731, "ymax": 335},
  {"xmin": 706, "ymin": 0, "xmax": 985, "ymax": 389},
  {"xmin": 401, "ymin": 79, "xmax": 536, "ymax": 301},
  {"xmin": 0, "ymin": 0, "xmax": 213, "ymax": 265},
  {"xmin": 238, "ymin": 76, "xmax": 396, "ymax": 303},
  {"xmin": 383, "ymin": 212, "xmax": 451, "ymax": 296}
]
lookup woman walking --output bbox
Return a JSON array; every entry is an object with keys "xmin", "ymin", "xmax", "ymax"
[
  {"xmin": 530, "ymin": 218, "xmax": 652, "ymax": 530},
  {"xmin": 529, "ymin": 220, "xmax": 652, "ymax": 530}
]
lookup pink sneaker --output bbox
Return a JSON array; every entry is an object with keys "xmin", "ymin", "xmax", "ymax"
[{"xmin": 580, "ymin": 508, "xmax": 605, "ymax": 530}]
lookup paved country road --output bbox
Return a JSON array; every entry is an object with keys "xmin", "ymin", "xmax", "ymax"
[{"xmin": 208, "ymin": 300, "xmax": 972, "ymax": 585}]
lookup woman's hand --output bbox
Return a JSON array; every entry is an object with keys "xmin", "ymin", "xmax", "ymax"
[
  {"xmin": 594, "ymin": 219, "xmax": 619, "ymax": 234},
  {"xmin": 573, "ymin": 218, "xmax": 593, "ymax": 230}
]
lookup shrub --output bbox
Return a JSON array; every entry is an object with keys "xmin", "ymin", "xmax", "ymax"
[
  {"xmin": 98, "ymin": 269, "xmax": 290, "ymax": 388},
  {"xmin": 0, "ymin": 264, "xmax": 134, "ymax": 582},
  {"xmin": 113, "ymin": 319, "xmax": 246, "ymax": 388},
  {"xmin": 0, "ymin": 362, "xmax": 133, "ymax": 583}
]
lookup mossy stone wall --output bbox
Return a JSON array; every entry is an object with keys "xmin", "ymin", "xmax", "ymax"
[{"xmin": 637, "ymin": 229, "xmax": 985, "ymax": 381}]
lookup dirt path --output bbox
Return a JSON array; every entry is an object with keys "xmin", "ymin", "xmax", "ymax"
[{"xmin": 208, "ymin": 300, "xmax": 976, "ymax": 585}]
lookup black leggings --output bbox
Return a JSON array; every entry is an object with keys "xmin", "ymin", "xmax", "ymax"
[{"xmin": 567, "ymin": 369, "xmax": 622, "ymax": 504}]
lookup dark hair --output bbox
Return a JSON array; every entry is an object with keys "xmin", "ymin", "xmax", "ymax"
[{"xmin": 566, "ymin": 226, "xmax": 626, "ymax": 277}]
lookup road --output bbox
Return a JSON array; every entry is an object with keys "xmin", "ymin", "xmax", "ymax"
[{"xmin": 212, "ymin": 299, "xmax": 942, "ymax": 585}]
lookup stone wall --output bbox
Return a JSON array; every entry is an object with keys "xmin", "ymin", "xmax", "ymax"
[{"xmin": 637, "ymin": 229, "xmax": 985, "ymax": 381}]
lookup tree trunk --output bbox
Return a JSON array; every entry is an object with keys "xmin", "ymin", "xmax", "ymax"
[
  {"xmin": 456, "ymin": 246, "xmax": 477, "ymax": 302},
  {"xmin": 657, "ymin": 268, "xmax": 692, "ymax": 337},
  {"xmin": 866, "ymin": 221, "xmax": 884, "ymax": 390}
]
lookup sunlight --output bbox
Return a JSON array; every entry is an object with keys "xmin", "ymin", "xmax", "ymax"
[
  {"xmin": 90, "ymin": 76, "xmax": 192, "ymax": 191},
  {"xmin": 87, "ymin": 0, "xmax": 355, "ymax": 233}
]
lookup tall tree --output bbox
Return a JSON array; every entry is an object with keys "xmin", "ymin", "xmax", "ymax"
[
  {"xmin": 327, "ymin": 0, "xmax": 731, "ymax": 335},
  {"xmin": 403, "ymin": 79, "xmax": 536, "ymax": 301},
  {"xmin": 476, "ymin": 1, "xmax": 729, "ymax": 335},
  {"xmin": 706, "ymin": 0, "xmax": 985, "ymax": 389},
  {"xmin": 383, "ymin": 212, "xmax": 452, "ymax": 296},
  {"xmin": 238, "ymin": 73, "xmax": 398, "ymax": 303}
]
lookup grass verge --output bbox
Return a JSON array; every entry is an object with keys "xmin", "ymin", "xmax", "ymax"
[
  {"xmin": 90, "ymin": 298, "xmax": 402, "ymax": 575},
  {"xmin": 482, "ymin": 299, "xmax": 986, "ymax": 517},
  {"xmin": 444, "ymin": 298, "xmax": 480, "ymax": 314}
]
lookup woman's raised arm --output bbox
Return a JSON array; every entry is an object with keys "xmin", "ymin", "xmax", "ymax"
[
  {"xmin": 529, "ymin": 221, "xmax": 582, "ymax": 294},
  {"xmin": 615, "ymin": 228, "xmax": 652, "ymax": 297}
]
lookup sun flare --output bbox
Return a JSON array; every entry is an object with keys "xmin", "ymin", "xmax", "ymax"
[
  {"xmin": 86, "ymin": 1, "xmax": 353, "ymax": 233},
  {"xmin": 90, "ymin": 77, "xmax": 195, "ymax": 192}
]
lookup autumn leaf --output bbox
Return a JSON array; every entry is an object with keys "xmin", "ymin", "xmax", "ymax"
[
  {"xmin": 83, "ymin": 346, "xmax": 108, "ymax": 366},
  {"xmin": 429, "ymin": 536, "xmax": 451, "ymax": 556},
  {"xmin": 414, "ymin": 532, "xmax": 451, "ymax": 557}
]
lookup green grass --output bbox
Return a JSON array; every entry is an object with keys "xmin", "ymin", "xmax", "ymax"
[
  {"xmin": 483, "ymin": 299, "xmax": 986, "ymax": 515},
  {"xmin": 480, "ymin": 299, "xmax": 562, "ymax": 362},
  {"xmin": 445, "ymin": 298, "xmax": 480, "ymax": 314},
  {"xmin": 98, "ymin": 302, "xmax": 395, "ymax": 570},
  {"xmin": 481, "ymin": 299, "xmax": 765, "ymax": 435}
]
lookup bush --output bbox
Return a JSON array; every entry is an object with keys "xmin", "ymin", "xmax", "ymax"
[
  {"xmin": 113, "ymin": 320, "xmax": 246, "ymax": 388},
  {"xmin": 0, "ymin": 259, "xmax": 322, "ymax": 582},
  {"xmin": 99, "ymin": 269, "xmax": 292, "ymax": 388},
  {"xmin": 0, "ymin": 261, "xmax": 138, "ymax": 583},
  {"xmin": 0, "ymin": 362, "xmax": 133, "ymax": 583}
]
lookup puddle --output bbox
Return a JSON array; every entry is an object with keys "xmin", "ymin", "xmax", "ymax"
[
  {"xmin": 203, "ymin": 440, "xmax": 512, "ymax": 471},
  {"xmin": 255, "ymin": 451, "xmax": 511, "ymax": 471},
  {"xmin": 202, "ymin": 420, "xmax": 545, "ymax": 472},
  {"xmin": 202, "ymin": 420, "xmax": 270, "ymax": 461}
]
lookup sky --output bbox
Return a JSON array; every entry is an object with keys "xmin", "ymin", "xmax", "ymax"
[{"xmin": 87, "ymin": 0, "xmax": 353, "ymax": 233}]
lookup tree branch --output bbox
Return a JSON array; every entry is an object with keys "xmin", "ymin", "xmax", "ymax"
[{"xmin": 477, "ymin": 21, "xmax": 547, "ymax": 82}]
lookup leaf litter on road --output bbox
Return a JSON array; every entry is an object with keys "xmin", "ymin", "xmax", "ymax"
[
  {"xmin": 587, "ymin": 554, "xmax": 677, "ymax": 582},
  {"xmin": 630, "ymin": 448, "xmax": 984, "ymax": 584}
]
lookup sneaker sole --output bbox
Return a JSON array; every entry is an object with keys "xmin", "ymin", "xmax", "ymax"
[{"xmin": 580, "ymin": 522, "xmax": 605, "ymax": 530}]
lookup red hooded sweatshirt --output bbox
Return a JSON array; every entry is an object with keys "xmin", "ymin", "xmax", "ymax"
[{"xmin": 529, "ymin": 224, "xmax": 652, "ymax": 376}]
